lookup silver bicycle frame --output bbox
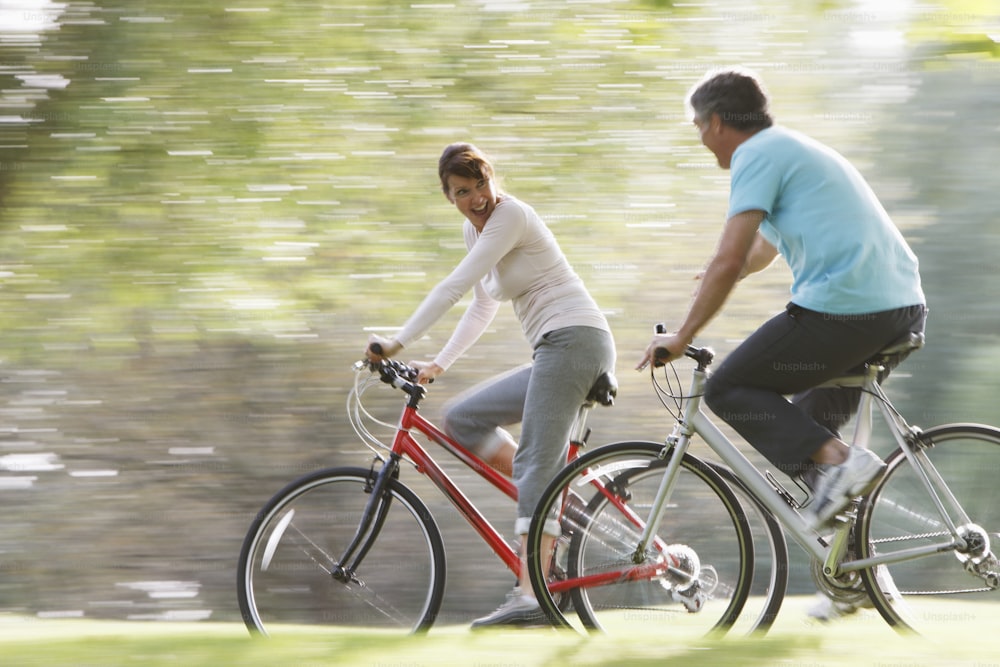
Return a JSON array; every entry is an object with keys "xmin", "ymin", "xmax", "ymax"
[{"xmin": 634, "ymin": 363, "xmax": 968, "ymax": 576}]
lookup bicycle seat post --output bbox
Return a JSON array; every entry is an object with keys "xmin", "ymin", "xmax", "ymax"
[
  {"xmin": 569, "ymin": 402, "xmax": 593, "ymax": 448},
  {"xmin": 570, "ymin": 372, "xmax": 617, "ymax": 450},
  {"xmin": 850, "ymin": 363, "xmax": 882, "ymax": 451}
]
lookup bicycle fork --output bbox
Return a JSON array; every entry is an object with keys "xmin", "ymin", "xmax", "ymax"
[
  {"xmin": 331, "ymin": 454, "xmax": 401, "ymax": 584},
  {"xmin": 631, "ymin": 426, "xmax": 690, "ymax": 564}
]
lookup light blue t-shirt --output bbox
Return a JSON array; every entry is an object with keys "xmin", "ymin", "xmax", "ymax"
[{"xmin": 728, "ymin": 126, "xmax": 924, "ymax": 315}]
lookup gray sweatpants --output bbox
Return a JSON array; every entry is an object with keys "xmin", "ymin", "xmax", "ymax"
[{"xmin": 442, "ymin": 326, "xmax": 616, "ymax": 535}]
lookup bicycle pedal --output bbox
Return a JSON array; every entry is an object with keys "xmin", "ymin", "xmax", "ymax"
[
  {"xmin": 671, "ymin": 566, "xmax": 717, "ymax": 613},
  {"xmin": 671, "ymin": 588, "xmax": 706, "ymax": 613}
]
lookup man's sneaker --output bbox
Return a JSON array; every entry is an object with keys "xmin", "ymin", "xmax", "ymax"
[
  {"xmin": 803, "ymin": 449, "xmax": 886, "ymax": 529},
  {"xmin": 470, "ymin": 587, "xmax": 548, "ymax": 629},
  {"xmin": 807, "ymin": 593, "xmax": 863, "ymax": 622}
]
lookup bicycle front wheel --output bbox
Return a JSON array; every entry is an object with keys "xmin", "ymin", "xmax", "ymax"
[
  {"xmin": 527, "ymin": 441, "xmax": 755, "ymax": 640},
  {"xmin": 238, "ymin": 466, "xmax": 446, "ymax": 636},
  {"xmin": 856, "ymin": 424, "xmax": 1000, "ymax": 637}
]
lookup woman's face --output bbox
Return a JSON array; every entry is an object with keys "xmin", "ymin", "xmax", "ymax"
[{"xmin": 445, "ymin": 173, "xmax": 498, "ymax": 231}]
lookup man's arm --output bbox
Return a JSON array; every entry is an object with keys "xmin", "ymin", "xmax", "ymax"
[
  {"xmin": 739, "ymin": 232, "xmax": 778, "ymax": 279},
  {"xmin": 638, "ymin": 209, "xmax": 766, "ymax": 368}
]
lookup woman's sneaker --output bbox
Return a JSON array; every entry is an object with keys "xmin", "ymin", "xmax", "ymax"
[
  {"xmin": 470, "ymin": 587, "xmax": 548, "ymax": 629},
  {"xmin": 803, "ymin": 449, "xmax": 886, "ymax": 529}
]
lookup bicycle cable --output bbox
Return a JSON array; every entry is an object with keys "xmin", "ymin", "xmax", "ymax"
[
  {"xmin": 651, "ymin": 361, "xmax": 688, "ymax": 420},
  {"xmin": 347, "ymin": 367, "xmax": 396, "ymax": 458},
  {"xmin": 347, "ymin": 365, "xmax": 426, "ymax": 475}
]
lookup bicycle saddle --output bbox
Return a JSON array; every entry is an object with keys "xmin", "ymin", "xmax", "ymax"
[
  {"xmin": 871, "ymin": 331, "xmax": 924, "ymax": 362},
  {"xmin": 587, "ymin": 372, "xmax": 618, "ymax": 407}
]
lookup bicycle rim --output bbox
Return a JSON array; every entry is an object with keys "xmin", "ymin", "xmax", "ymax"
[
  {"xmin": 856, "ymin": 424, "xmax": 1000, "ymax": 637},
  {"xmin": 238, "ymin": 467, "xmax": 446, "ymax": 635},
  {"xmin": 708, "ymin": 462, "xmax": 788, "ymax": 635},
  {"xmin": 528, "ymin": 441, "xmax": 754, "ymax": 639}
]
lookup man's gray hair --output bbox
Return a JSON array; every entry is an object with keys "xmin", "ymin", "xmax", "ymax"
[{"xmin": 687, "ymin": 67, "xmax": 774, "ymax": 131}]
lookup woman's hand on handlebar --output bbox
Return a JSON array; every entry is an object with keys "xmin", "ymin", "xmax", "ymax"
[
  {"xmin": 636, "ymin": 331, "xmax": 689, "ymax": 371},
  {"xmin": 410, "ymin": 360, "xmax": 444, "ymax": 385},
  {"xmin": 366, "ymin": 334, "xmax": 402, "ymax": 362}
]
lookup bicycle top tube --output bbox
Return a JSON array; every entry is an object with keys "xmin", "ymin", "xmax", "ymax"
[{"xmin": 351, "ymin": 355, "xmax": 617, "ymax": 475}]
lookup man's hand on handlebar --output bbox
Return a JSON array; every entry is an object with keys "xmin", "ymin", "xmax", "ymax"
[{"xmin": 636, "ymin": 331, "xmax": 690, "ymax": 371}]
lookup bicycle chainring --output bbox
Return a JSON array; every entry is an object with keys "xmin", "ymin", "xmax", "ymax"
[{"xmin": 810, "ymin": 557, "xmax": 868, "ymax": 607}]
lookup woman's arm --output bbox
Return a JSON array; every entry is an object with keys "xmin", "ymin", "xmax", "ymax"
[{"xmin": 371, "ymin": 202, "xmax": 524, "ymax": 365}]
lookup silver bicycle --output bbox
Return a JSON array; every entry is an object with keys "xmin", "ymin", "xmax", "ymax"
[{"xmin": 526, "ymin": 330, "xmax": 1000, "ymax": 641}]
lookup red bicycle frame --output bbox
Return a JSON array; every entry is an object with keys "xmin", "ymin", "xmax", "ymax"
[
  {"xmin": 358, "ymin": 358, "xmax": 664, "ymax": 595},
  {"xmin": 391, "ymin": 400, "xmax": 584, "ymax": 576}
]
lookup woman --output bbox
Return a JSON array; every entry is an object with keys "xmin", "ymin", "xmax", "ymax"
[{"xmin": 366, "ymin": 143, "xmax": 616, "ymax": 628}]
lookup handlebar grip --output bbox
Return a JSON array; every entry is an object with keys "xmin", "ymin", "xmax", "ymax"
[{"xmin": 652, "ymin": 323, "xmax": 668, "ymax": 366}]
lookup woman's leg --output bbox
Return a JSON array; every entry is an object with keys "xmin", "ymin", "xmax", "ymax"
[
  {"xmin": 468, "ymin": 327, "xmax": 615, "ymax": 627},
  {"xmin": 512, "ymin": 328, "xmax": 614, "ymax": 599},
  {"xmin": 513, "ymin": 327, "xmax": 616, "ymax": 532},
  {"xmin": 442, "ymin": 364, "xmax": 531, "ymax": 477}
]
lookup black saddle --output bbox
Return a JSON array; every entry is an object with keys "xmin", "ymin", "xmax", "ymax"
[
  {"xmin": 869, "ymin": 331, "xmax": 924, "ymax": 363},
  {"xmin": 586, "ymin": 372, "xmax": 618, "ymax": 407}
]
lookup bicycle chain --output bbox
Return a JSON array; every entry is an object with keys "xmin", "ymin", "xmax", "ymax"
[{"xmin": 868, "ymin": 530, "xmax": 950, "ymax": 544}]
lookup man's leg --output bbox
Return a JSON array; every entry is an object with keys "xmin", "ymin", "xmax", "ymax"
[{"xmin": 704, "ymin": 303, "xmax": 926, "ymax": 475}]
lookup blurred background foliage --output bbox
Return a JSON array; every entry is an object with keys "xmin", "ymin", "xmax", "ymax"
[{"xmin": 0, "ymin": 0, "xmax": 997, "ymax": 623}]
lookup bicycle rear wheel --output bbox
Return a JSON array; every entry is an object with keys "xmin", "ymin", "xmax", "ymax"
[
  {"xmin": 527, "ymin": 441, "xmax": 755, "ymax": 640},
  {"xmin": 238, "ymin": 466, "xmax": 446, "ymax": 635},
  {"xmin": 856, "ymin": 424, "xmax": 1000, "ymax": 637}
]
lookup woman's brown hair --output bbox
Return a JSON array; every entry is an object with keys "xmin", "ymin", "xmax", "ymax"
[{"xmin": 438, "ymin": 143, "xmax": 496, "ymax": 195}]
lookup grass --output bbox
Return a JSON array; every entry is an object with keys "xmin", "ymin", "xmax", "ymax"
[{"xmin": 0, "ymin": 597, "xmax": 996, "ymax": 667}]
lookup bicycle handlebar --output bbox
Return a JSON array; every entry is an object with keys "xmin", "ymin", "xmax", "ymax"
[
  {"xmin": 652, "ymin": 323, "xmax": 715, "ymax": 369},
  {"xmin": 358, "ymin": 343, "xmax": 428, "ymax": 401}
]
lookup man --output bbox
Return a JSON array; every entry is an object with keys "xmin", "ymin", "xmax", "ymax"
[{"xmin": 638, "ymin": 67, "xmax": 926, "ymax": 531}]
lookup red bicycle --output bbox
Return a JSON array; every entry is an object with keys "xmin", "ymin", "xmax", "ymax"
[{"xmin": 237, "ymin": 354, "xmax": 617, "ymax": 635}]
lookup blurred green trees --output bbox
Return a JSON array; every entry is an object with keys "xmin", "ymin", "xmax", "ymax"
[{"xmin": 0, "ymin": 0, "xmax": 997, "ymax": 620}]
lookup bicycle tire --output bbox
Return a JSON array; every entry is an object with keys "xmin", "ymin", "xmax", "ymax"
[
  {"xmin": 238, "ymin": 466, "xmax": 447, "ymax": 635},
  {"xmin": 856, "ymin": 423, "xmax": 1000, "ymax": 637},
  {"xmin": 708, "ymin": 462, "xmax": 788, "ymax": 635},
  {"xmin": 527, "ymin": 441, "xmax": 755, "ymax": 639}
]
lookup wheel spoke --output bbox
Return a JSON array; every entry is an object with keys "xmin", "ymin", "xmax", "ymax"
[
  {"xmin": 528, "ymin": 442, "xmax": 756, "ymax": 639},
  {"xmin": 857, "ymin": 425, "xmax": 1000, "ymax": 637}
]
